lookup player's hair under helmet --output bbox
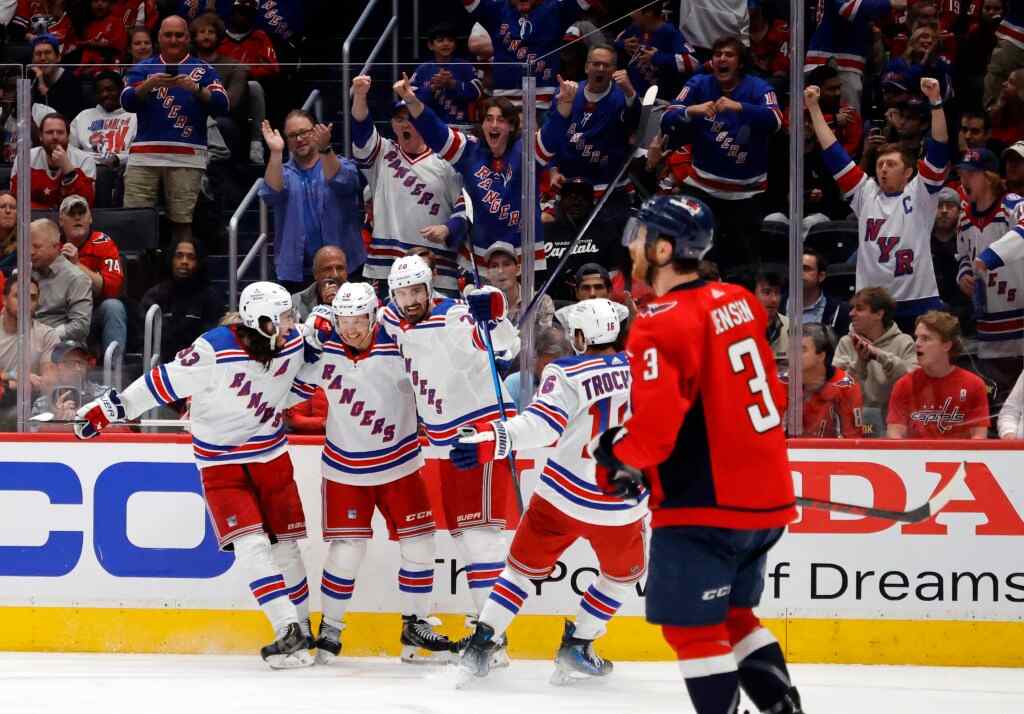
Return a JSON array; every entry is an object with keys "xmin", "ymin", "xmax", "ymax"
[
  {"xmin": 555, "ymin": 298, "xmax": 630, "ymax": 354},
  {"xmin": 239, "ymin": 281, "xmax": 294, "ymax": 345},
  {"xmin": 387, "ymin": 254, "xmax": 433, "ymax": 297},
  {"xmin": 624, "ymin": 195, "xmax": 715, "ymax": 261},
  {"xmin": 332, "ymin": 282, "xmax": 378, "ymax": 320}
]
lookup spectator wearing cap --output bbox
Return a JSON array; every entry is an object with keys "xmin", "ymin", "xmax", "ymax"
[
  {"xmin": 880, "ymin": 67, "xmax": 913, "ymax": 112},
  {"xmin": 486, "ymin": 244, "xmax": 554, "ymax": 329},
  {"xmin": 805, "ymin": 0, "xmax": 909, "ymax": 109},
  {"xmin": 57, "ymin": 195, "xmax": 126, "ymax": 355},
  {"xmin": 69, "ymin": 71, "xmax": 137, "ymax": 169},
  {"xmin": 259, "ymin": 110, "xmax": 364, "ymax": 291},
  {"xmin": 411, "ymin": 22, "xmax": 483, "ymax": 126},
  {"xmin": 12, "ymin": 113, "xmax": 96, "ymax": 209},
  {"xmin": 289, "ymin": 245, "xmax": 347, "ymax": 322},
  {"xmin": 0, "ymin": 274, "xmax": 59, "ymax": 397},
  {"xmin": 121, "ymin": 15, "xmax": 230, "ymax": 246},
  {"xmin": 192, "ymin": 12, "xmax": 255, "ymax": 163},
  {"xmin": 661, "ymin": 36, "xmax": 783, "ymax": 273},
  {"xmin": 573, "ymin": 262, "xmax": 611, "ymax": 302},
  {"xmin": 983, "ymin": 0, "xmax": 1024, "ymax": 107},
  {"xmin": 988, "ymin": 68, "xmax": 1024, "ymax": 146},
  {"xmin": 542, "ymin": 177, "xmax": 626, "ymax": 303},
  {"xmin": 614, "ymin": 6, "xmax": 699, "ymax": 101},
  {"xmin": 834, "ymin": 287, "xmax": 917, "ymax": 437},
  {"xmin": 795, "ymin": 323, "xmax": 864, "ymax": 438},
  {"xmin": 30, "ymin": 34, "xmax": 85, "ymax": 120},
  {"xmin": 930, "ymin": 186, "xmax": 970, "ymax": 327},
  {"xmin": 798, "ymin": 248, "xmax": 851, "ymax": 335},
  {"xmin": 31, "ymin": 339, "xmax": 112, "ymax": 423},
  {"xmin": 553, "ymin": 44, "xmax": 640, "ymax": 221},
  {"xmin": 1004, "ymin": 141, "xmax": 1024, "ymax": 195},
  {"xmin": 957, "ymin": 147, "xmax": 1024, "ymax": 412},
  {"xmin": 806, "ymin": 63, "xmax": 862, "ymax": 158},
  {"xmin": 349, "ymin": 74, "xmax": 467, "ymax": 295},
  {"xmin": 216, "ymin": 0, "xmax": 279, "ymax": 81},
  {"xmin": 30, "ymin": 218, "xmax": 92, "ymax": 343},
  {"xmin": 140, "ymin": 235, "xmax": 224, "ymax": 362}
]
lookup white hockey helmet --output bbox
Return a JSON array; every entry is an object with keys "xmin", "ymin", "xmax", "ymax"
[
  {"xmin": 332, "ymin": 281, "xmax": 378, "ymax": 320},
  {"xmin": 555, "ymin": 298, "xmax": 630, "ymax": 354},
  {"xmin": 387, "ymin": 254, "xmax": 433, "ymax": 297},
  {"xmin": 239, "ymin": 281, "xmax": 294, "ymax": 344}
]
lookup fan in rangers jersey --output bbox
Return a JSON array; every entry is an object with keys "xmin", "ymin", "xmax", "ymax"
[
  {"xmin": 350, "ymin": 74, "xmax": 468, "ymax": 294},
  {"xmin": 292, "ymin": 282, "xmax": 454, "ymax": 664},
  {"xmin": 806, "ymin": 77, "xmax": 950, "ymax": 334},
  {"xmin": 74, "ymin": 282, "xmax": 318, "ymax": 669},
  {"xmin": 452, "ymin": 298, "xmax": 645, "ymax": 685}
]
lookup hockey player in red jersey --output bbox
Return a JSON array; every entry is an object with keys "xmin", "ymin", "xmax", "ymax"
[
  {"xmin": 591, "ymin": 196, "xmax": 804, "ymax": 714},
  {"xmin": 74, "ymin": 282, "xmax": 316, "ymax": 669},
  {"xmin": 451, "ymin": 298, "xmax": 644, "ymax": 685},
  {"xmin": 292, "ymin": 282, "xmax": 453, "ymax": 663}
]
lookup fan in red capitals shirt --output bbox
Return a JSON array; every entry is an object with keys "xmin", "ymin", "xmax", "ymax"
[
  {"xmin": 791, "ymin": 323, "xmax": 864, "ymax": 438},
  {"xmin": 11, "ymin": 114, "xmax": 96, "ymax": 209},
  {"xmin": 57, "ymin": 195, "xmax": 124, "ymax": 302},
  {"xmin": 217, "ymin": 0, "xmax": 280, "ymax": 80},
  {"xmin": 887, "ymin": 310, "xmax": 989, "ymax": 439}
]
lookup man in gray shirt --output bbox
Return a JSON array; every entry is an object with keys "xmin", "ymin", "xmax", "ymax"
[
  {"xmin": 0, "ymin": 273, "xmax": 59, "ymax": 393},
  {"xmin": 30, "ymin": 218, "xmax": 92, "ymax": 343}
]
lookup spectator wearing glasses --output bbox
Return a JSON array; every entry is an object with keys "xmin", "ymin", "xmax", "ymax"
[{"xmin": 260, "ymin": 112, "xmax": 363, "ymax": 292}]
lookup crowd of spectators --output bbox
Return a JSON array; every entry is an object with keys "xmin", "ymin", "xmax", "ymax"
[{"xmin": 0, "ymin": 0, "xmax": 1023, "ymax": 441}]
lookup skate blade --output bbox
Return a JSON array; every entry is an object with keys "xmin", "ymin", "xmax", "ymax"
[
  {"xmin": 265, "ymin": 650, "xmax": 314, "ymax": 669},
  {"xmin": 400, "ymin": 645, "xmax": 453, "ymax": 665},
  {"xmin": 314, "ymin": 650, "xmax": 338, "ymax": 666},
  {"xmin": 549, "ymin": 662, "xmax": 610, "ymax": 687}
]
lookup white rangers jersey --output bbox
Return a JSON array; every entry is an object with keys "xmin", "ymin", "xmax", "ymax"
[
  {"xmin": 969, "ymin": 193, "xmax": 1024, "ymax": 358},
  {"xmin": 352, "ymin": 116, "xmax": 468, "ymax": 291},
  {"xmin": 288, "ymin": 325, "xmax": 424, "ymax": 486},
  {"xmin": 503, "ymin": 352, "xmax": 648, "ymax": 526},
  {"xmin": 821, "ymin": 139, "xmax": 949, "ymax": 305},
  {"xmin": 119, "ymin": 325, "xmax": 313, "ymax": 466},
  {"xmin": 380, "ymin": 297, "xmax": 519, "ymax": 447}
]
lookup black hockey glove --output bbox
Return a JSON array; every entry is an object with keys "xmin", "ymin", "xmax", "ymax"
[{"xmin": 589, "ymin": 426, "xmax": 647, "ymax": 503}]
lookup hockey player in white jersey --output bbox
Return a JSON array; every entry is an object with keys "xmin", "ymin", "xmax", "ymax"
[
  {"xmin": 74, "ymin": 282, "xmax": 316, "ymax": 669},
  {"xmin": 960, "ymin": 147, "xmax": 1024, "ymax": 406},
  {"xmin": 291, "ymin": 282, "xmax": 453, "ymax": 663},
  {"xmin": 451, "ymin": 298, "xmax": 647, "ymax": 685},
  {"xmin": 380, "ymin": 254, "xmax": 520, "ymax": 650},
  {"xmin": 806, "ymin": 78, "xmax": 950, "ymax": 332},
  {"xmin": 350, "ymin": 74, "xmax": 468, "ymax": 293}
]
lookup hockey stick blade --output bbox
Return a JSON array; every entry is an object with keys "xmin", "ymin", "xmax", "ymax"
[{"xmin": 796, "ymin": 462, "xmax": 967, "ymax": 523}]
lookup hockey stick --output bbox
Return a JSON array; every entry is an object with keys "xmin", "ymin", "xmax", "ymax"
[
  {"xmin": 461, "ymin": 189, "xmax": 526, "ymax": 515},
  {"xmin": 30, "ymin": 412, "xmax": 190, "ymax": 429},
  {"xmin": 795, "ymin": 462, "xmax": 967, "ymax": 523},
  {"xmin": 517, "ymin": 83, "xmax": 659, "ymax": 329}
]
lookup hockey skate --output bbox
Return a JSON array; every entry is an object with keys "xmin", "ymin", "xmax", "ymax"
[
  {"xmin": 453, "ymin": 616, "xmax": 510, "ymax": 669},
  {"xmin": 550, "ymin": 620, "xmax": 613, "ymax": 686},
  {"xmin": 742, "ymin": 686, "xmax": 806, "ymax": 714},
  {"xmin": 260, "ymin": 622, "xmax": 314, "ymax": 669},
  {"xmin": 400, "ymin": 615, "xmax": 453, "ymax": 663},
  {"xmin": 314, "ymin": 620, "xmax": 344, "ymax": 665},
  {"xmin": 455, "ymin": 622, "xmax": 498, "ymax": 688}
]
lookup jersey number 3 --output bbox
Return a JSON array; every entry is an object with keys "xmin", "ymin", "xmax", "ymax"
[{"xmin": 728, "ymin": 337, "xmax": 781, "ymax": 433}]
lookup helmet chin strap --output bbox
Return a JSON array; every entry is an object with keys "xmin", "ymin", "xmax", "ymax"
[{"xmin": 256, "ymin": 317, "xmax": 279, "ymax": 347}]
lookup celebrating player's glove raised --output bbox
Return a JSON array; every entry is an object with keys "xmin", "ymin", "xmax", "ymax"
[
  {"xmin": 588, "ymin": 426, "xmax": 647, "ymax": 502},
  {"xmin": 450, "ymin": 420, "xmax": 510, "ymax": 470},
  {"xmin": 466, "ymin": 285, "xmax": 507, "ymax": 323},
  {"xmin": 74, "ymin": 389, "xmax": 126, "ymax": 440},
  {"xmin": 305, "ymin": 305, "xmax": 335, "ymax": 347}
]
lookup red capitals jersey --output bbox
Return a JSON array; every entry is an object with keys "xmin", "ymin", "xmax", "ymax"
[
  {"xmin": 887, "ymin": 366, "xmax": 990, "ymax": 438},
  {"xmin": 70, "ymin": 231, "xmax": 124, "ymax": 300},
  {"xmin": 612, "ymin": 279, "xmax": 797, "ymax": 530},
  {"xmin": 801, "ymin": 368, "xmax": 864, "ymax": 438},
  {"xmin": 217, "ymin": 31, "xmax": 280, "ymax": 79},
  {"xmin": 66, "ymin": 14, "xmax": 128, "ymax": 68}
]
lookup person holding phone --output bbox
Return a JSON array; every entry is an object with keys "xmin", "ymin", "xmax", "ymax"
[{"xmin": 30, "ymin": 340, "xmax": 111, "ymax": 425}]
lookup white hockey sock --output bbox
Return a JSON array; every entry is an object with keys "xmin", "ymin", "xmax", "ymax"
[
  {"xmin": 234, "ymin": 533, "xmax": 298, "ymax": 634},
  {"xmin": 319, "ymin": 539, "xmax": 368, "ymax": 629},
  {"xmin": 272, "ymin": 540, "xmax": 310, "ymax": 629},
  {"xmin": 572, "ymin": 576, "xmax": 634, "ymax": 640},
  {"xmin": 478, "ymin": 566, "xmax": 532, "ymax": 639},
  {"xmin": 398, "ymin": 534, "xmax": 435, "ymax": 619},
  {"xmin": 458, "ymin": 527, "xmax": 508, "ymax": 615}
]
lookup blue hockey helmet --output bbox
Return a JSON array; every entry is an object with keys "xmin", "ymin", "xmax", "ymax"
[{"xmin": 623, "ymin": 195, "xmax": 715, "ymax": 261}]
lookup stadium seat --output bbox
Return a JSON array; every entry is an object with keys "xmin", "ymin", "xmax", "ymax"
[
  {"xmin": 0, "ymin": 163, "xmax": 11, "ymax": 191},
  {"xmin": 94, "ymin": 164, "xmax": 120, "ymax": 209},
  {"xmin": 804, "ymin": 220, "xmax": 859, "ymax": 267},
  {"xmin": 823, "ymin": 263, "xmax": 857, "ymax": 302},
  {"xmin": 757, "ymin": 219, "xmax": 791, "ymax": 264}
]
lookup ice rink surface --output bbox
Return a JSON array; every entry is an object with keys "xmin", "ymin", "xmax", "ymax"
[{"xmin": 1, "ymin": 653, "xmax": 1023, "ymax": 714}]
